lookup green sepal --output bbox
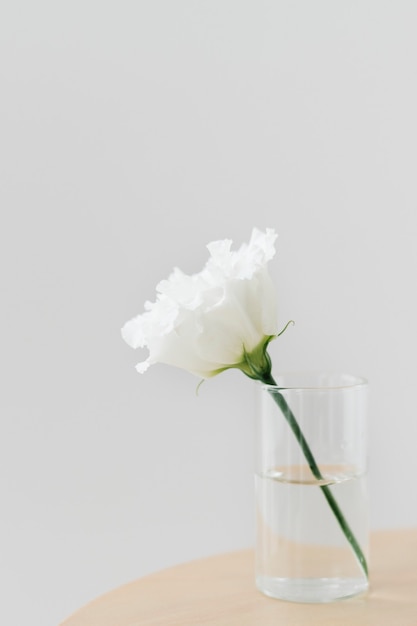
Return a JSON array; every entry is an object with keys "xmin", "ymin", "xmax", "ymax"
[
  {"xmin": 238, "ymin": 321, "xmax": 294, "ymax": 382},
  {"xmin": 239, "ymin": 335, "xmax": 275, "ymax": 381}
]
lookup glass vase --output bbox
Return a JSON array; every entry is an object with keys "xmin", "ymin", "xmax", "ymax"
[{"xmin": 255, "ymin": 372, "xmax": 369, "ymax": 603}]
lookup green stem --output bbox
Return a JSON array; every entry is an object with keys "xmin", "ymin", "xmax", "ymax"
[{"xmin": 261, "ymin": 372, "xmax": 368, "ymax": 579}]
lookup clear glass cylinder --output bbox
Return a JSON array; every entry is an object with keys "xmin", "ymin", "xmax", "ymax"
[{"xmin": 255, "ymin": 372, "xmax": 369, "ymax": 603}]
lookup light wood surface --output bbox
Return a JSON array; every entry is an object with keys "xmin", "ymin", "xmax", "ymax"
[{"xmin": 61, "ymin": 529, "xmax": 417, "ymax": 626}]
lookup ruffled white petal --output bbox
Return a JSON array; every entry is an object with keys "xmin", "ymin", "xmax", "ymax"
[{"xmin": 135, "ymin": 358, "xmax": 151, "ymax": 373}]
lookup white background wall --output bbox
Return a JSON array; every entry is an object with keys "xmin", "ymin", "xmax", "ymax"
[{"xmin": 1, "ymin": 2, "xmax": 417, "ymax": 625}]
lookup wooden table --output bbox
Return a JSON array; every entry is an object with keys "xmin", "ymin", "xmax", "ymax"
[{"xmin": 61, "ymin": 529, "xmax": 417, "ymax": 626}]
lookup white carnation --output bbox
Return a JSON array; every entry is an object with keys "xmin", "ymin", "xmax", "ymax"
[{"xmin": 121, "ymin": 228, "xmax": 279, "ymax": 378}]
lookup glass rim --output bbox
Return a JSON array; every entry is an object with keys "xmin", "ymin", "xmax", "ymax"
[{"xmin": 260, "ymin": 371, "xmax": 368, "ymax": 391}]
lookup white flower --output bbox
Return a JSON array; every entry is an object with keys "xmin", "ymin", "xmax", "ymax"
[{"xmin": 121, "ymin": 228, "xmax": 279, "ymax": 379}]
